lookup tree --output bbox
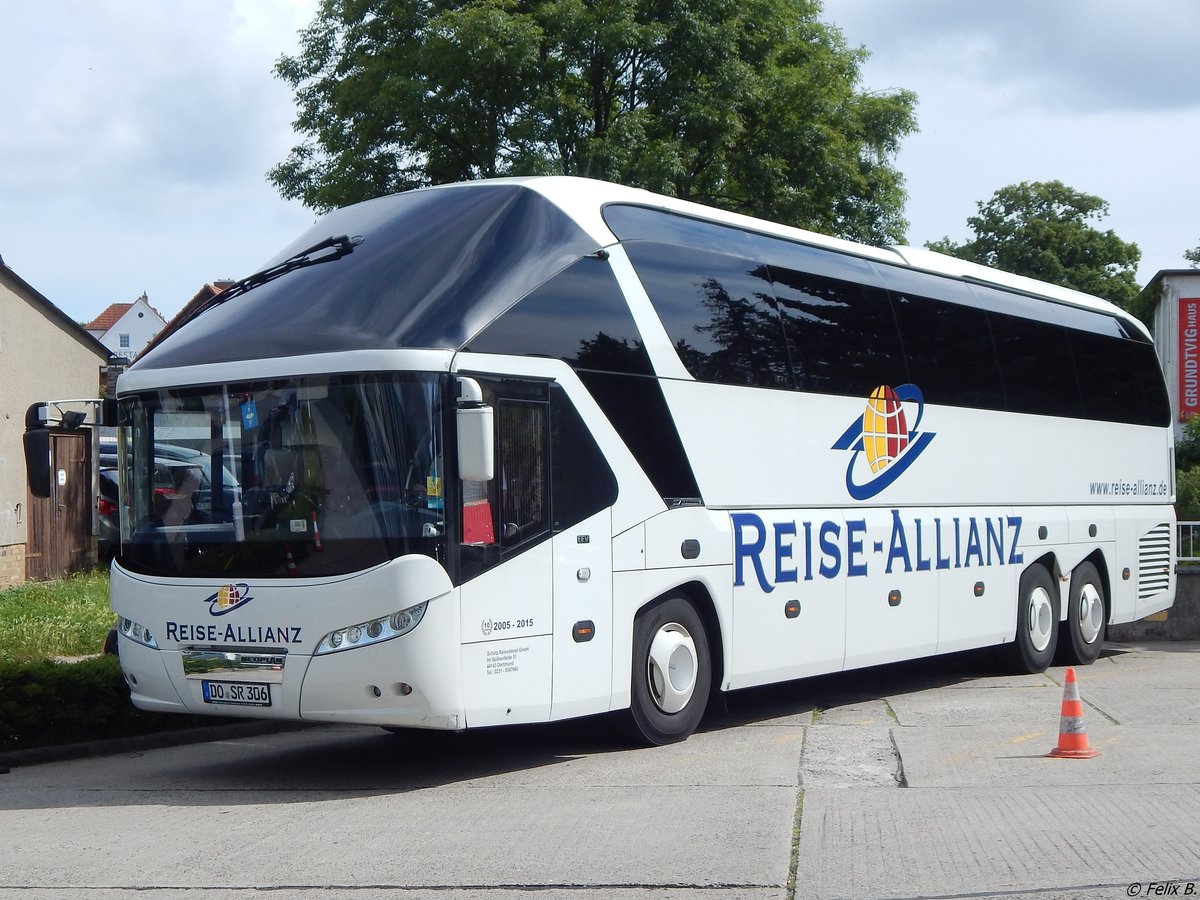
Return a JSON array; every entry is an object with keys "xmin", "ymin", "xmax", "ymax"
[
  {"xmin": 1175, "ymin": 416, "xmax": 1200, "ymax": 520},
  {"xmin": 1185, "ymin": 243, "xmax": 1200, "ymax": 267},
  {"xmin": 269, "ymin": 0, "xmax": 918, "ymax": 245},
  {"xmin": 927, "ymin": 181, "xmax": 1141, "ymax": 309}
]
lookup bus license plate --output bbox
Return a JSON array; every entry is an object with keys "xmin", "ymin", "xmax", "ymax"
[{"xmin": 201, "ymin": 681, "xmax": 271, "ymax": 707}]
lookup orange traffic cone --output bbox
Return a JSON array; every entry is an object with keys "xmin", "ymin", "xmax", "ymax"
[{"xmin": 1047, "ymin": 667, "xmax": 1100, "ymax": 759}]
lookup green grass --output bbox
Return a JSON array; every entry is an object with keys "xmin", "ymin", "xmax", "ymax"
[
  {"xmin": 0, "ymin": 570, "xmax": 238, "ymax": 753},
  {"xmin": 0, "ymin": 571, "xmax": 112, "ymax": 664}
]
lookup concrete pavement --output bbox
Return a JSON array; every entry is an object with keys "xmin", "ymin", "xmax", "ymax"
[
  {"xmin": 0, "ymin": 641, "xmax": 1197, "ymax": 899},
  {"xmin": 790, "ymin": 643, "xmax": 1200, "ymax": 899}
]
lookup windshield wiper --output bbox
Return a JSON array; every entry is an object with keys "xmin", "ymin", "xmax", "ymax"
[{"xmin": 176, "ymin": 234, "xmax": 364, "ymax": 328}]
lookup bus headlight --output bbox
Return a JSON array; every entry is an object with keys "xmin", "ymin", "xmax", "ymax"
[
  {"xmin": 314, "ymin": 601, "xmax": 428, "ymax": 655},
  {"xmin": 119, "ymin": 617, "xmax": 159, "ymax": 649}
]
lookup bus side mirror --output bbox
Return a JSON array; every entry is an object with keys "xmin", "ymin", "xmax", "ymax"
[
  {"xmin": 457, "ymin": 406, "xmax": 494, "ymax": 482},
  {"xmin": 456, "ymin": 377, "xmax": 494, "ymax": 482}
]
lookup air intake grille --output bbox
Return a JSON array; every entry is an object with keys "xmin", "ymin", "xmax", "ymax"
[{"xmin": 1138, "ymin": 523, "xmax": 1173, "ymax": 600}]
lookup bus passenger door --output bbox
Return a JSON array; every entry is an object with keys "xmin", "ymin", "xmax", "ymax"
[
  {"xmin": 546, "ymin": 383, "xmax": 619, "ymax": 721},
  {"xmin": 550, "ymin": 509, "xmax": 613, "ymax": 721},
  {"xmin": 458, "ymin": 386, "xmax": 555, "ymax": 727}
]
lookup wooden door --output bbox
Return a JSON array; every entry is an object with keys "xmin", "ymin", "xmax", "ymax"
[{"xmin": 26, "ymin": 431, "xmax": 92, "ymax": 580}]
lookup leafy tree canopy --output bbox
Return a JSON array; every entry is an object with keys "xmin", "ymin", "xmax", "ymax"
[
  {"xmin": 1176, "ymin": 415, "xmax": 1200, "ymax": 472},
  {"xmin": 1176, "ymin": 416, "xmax": 1200, "ymax": 520},
  {"xmin": 927, "ymin": 180, "xmax": 1141, "ymax": 309},
  {"xmin": 1185, "ymin": 243, "xmax": 1200, "ymax": 267},
  {"xmin": 269, "ymin": 0, "xmax": 917, "ymax": 244}
]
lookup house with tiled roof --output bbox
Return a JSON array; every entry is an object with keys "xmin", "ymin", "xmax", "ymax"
[
  {"xmin": 85, "ymin": 293, "xmax": 167, "ymax": 362},
  {"xmin": 1, "ymin": 254, "xmax": 113, "ymax": 585}
]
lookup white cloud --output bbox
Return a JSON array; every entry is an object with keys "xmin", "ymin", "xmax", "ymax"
[
  {"xmin": 2, "ymin": 0, "xmax": 1195, "ymax": 325},
  {"xmin": 827, "ymin": 0, "xmax": 1200, "ymax": 114},
  {"xmin": 822, "ymin": 0, "xmax": 1200, "ymax": 281},
  {"xmin": 0, "ymin": 0, "xmax": 318, "ymax": 320}
]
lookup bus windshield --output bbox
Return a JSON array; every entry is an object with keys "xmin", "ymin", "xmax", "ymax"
[{"xmin": 118, "ymin": 373, "xmax": 446, "ymax": 578}]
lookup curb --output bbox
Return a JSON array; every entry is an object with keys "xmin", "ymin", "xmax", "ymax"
[{"xmin": 0, "ymin": 720, "xmax": 313, "ymax": 772}]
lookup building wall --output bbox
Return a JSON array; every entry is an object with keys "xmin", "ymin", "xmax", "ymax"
[
  {"xmin": 1151, "ymin": 271, "xmax": 1200, "ymax": 442},
  {"xmin": 0, "ymin": 272, "xmax": 110, "ymax": 586}
]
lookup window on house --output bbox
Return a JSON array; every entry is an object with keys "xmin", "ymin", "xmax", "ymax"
[{"xmin": 119, "ymin": 334, "xmax": 131, "ymax": 349}]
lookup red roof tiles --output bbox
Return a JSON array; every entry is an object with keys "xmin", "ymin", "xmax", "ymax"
[{"xmin": 85, "ymin": 302, "xmax": 133, "ymax": 332}]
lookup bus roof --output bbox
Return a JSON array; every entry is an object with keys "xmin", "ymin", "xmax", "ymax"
[
  {"xmin": 489, "ymin": 176, "xmax": 1143, "ymax": 333},
  {"xmin": 133, "ymin": 176, "xmax": 1147, "ymax": 376}
]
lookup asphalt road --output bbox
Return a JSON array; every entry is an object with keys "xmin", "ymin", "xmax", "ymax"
[{"xmin": 2, "ymin": 642, "xmax": 1199, "ymax": 900}]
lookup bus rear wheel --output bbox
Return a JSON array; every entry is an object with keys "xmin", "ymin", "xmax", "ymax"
[
  {"xmin": 1057, "ymin": 561, "xmax": 1106, "ymax": 665},
  {"xmin": 1004, "ymin": 564, "xmax": 1059, "ymax": 674},
  {"xmin": 623, "ymin": 594, "xmax": 711, "ymax": 746}
]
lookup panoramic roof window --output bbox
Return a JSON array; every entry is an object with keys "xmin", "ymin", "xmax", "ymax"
[
  {"xmin": 463, "ymin": 255, "xmax": 653, "ymax": 376},
  {"xmin": 137, "ymin": 185, "xmax": 596, "ymax": 371}
]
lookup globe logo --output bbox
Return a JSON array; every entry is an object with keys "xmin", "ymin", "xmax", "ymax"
[
  {"xmin": 832, "ymin": 384, "xmax": 935, "ymax": 500},
  {"xmin": 217, "ymin": 584, "xmax": 241, "ymax": 610},
  {"xmin": 863, "ymin": 385, "xmax": 910, "ymax": 474},
  {"xmin": 205, "ymin": 582, "xmax": 254, "ymax": 616}
]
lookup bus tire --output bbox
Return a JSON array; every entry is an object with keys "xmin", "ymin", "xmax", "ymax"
[
  {"xmin": 1057, "ymin": 561, "xmax": 1106, "ymax": 665},
  {"xmin": 1004, "ymin": 564, "xmax": 1059, "ymax": 673},
  {"xmin": 622, "ymin": 594, "xmax": 711, "ymax": 746}
]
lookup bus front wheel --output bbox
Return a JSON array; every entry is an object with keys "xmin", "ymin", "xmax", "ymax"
[
  {"xmin": 1004, "ymin": 564, "xmax": 1059, "ymax": 673},
  {"xmin": 1057, "ymin": 561, "xmax": 1106, "ymax": 665},
  {"xmin": 623, "ymin": 594, "xmax": 711, "ymax": 746}
]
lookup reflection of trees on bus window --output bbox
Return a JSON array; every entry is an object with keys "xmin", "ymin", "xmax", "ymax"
[
  {"xmin": 691, "ymin": 273, "xmax": 790, "ymax": 388},
  {"xmin": 575, "ymin": 333, "xmax": 647, "ymax": 374},
  {"xmin": 771, "ymin": 267, "xmax": 903, "ymax": 397},
  {"xmin": 463, "ymin": 255, "xmax": 653, "ymax": 377}
]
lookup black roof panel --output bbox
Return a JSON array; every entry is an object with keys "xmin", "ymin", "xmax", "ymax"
[{"xmin": 135, "ymin": 184, "xmax": 596, "ymax": 371}]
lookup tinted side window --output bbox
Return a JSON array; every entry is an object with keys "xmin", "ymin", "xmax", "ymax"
[
  {"xmin": 464, "ymin": 256, "xmax": 653, "ymax": 376},
  {"xmin": 1069, "ymin": 330, "xmax": 1145, "ymax": 424},
  {"xmin": 606, "ymin": 203, "xmax": 1169, "ymax": 426},
  {"xmin": 988, "ymin": 312, "xmax": 1081, "ymax": 418},
  {"xmin": 771, "ymin": 267, "xmax": 904, "ymax": 397},
  {"xmin": 1135, "ymin": 341, "xmax": 1172, "ymax": 427},
  {"xmin": 577, "ymin": 370, "xmax": 702, "ymax": 504},
  {"xmin": 497, "ymin": 401, "xmax": 550, "ymax": 547},
  {"xmin": 458, "ymin": 380, "xmax": 551, "ymax": 583},
  {"xmin": 623, "ymin": 242, "xmax": 792, "ymax": 389},
  {"xmin": 889, "ymin": 291, "xmax": 1003, "ymax": 410},
  {"xmin": 550, "ymin": 384, "xmax": 617, "ymax": 530},
  {"xmin": 758, "ymin": 233, "xmax": 886, "ymax": 285},
  {"xmin": 1069, "ymin": 330, "xmax": 1170, "ymax": 426},
  {"xmin": 604, "ymin": 204, "xmax": 758, "ymax": 256}
]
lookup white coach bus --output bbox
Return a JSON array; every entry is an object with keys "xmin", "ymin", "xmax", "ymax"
[{"xmin": 101, "ymin": 177, "xmax": 1174, "ymax": 744}]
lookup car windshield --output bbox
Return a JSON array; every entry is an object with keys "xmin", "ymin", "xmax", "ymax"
[
  {"xmin": 103, "ymin": 442, "xmax": 238, "ymax": 495},
  {"xmin": 117, "ymin": 373, "xmax": 446, "ymax": 578}
]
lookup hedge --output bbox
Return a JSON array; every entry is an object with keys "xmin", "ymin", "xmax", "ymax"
[{"xmin": 0, "ymin": 655, "xmax": 225, "ymax": 752}]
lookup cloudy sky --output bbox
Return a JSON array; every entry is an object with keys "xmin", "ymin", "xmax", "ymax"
[
  {"xmin": 0, "ymin": 0, "xmax": 318, "ymax": 325},
  {"xmin": 824, "ymin": 0, "xmax": 1200, "ymax": 282},
  {"xmin": 2, "ymin": 1, "xmax": 1198, "ymax": 326}
]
